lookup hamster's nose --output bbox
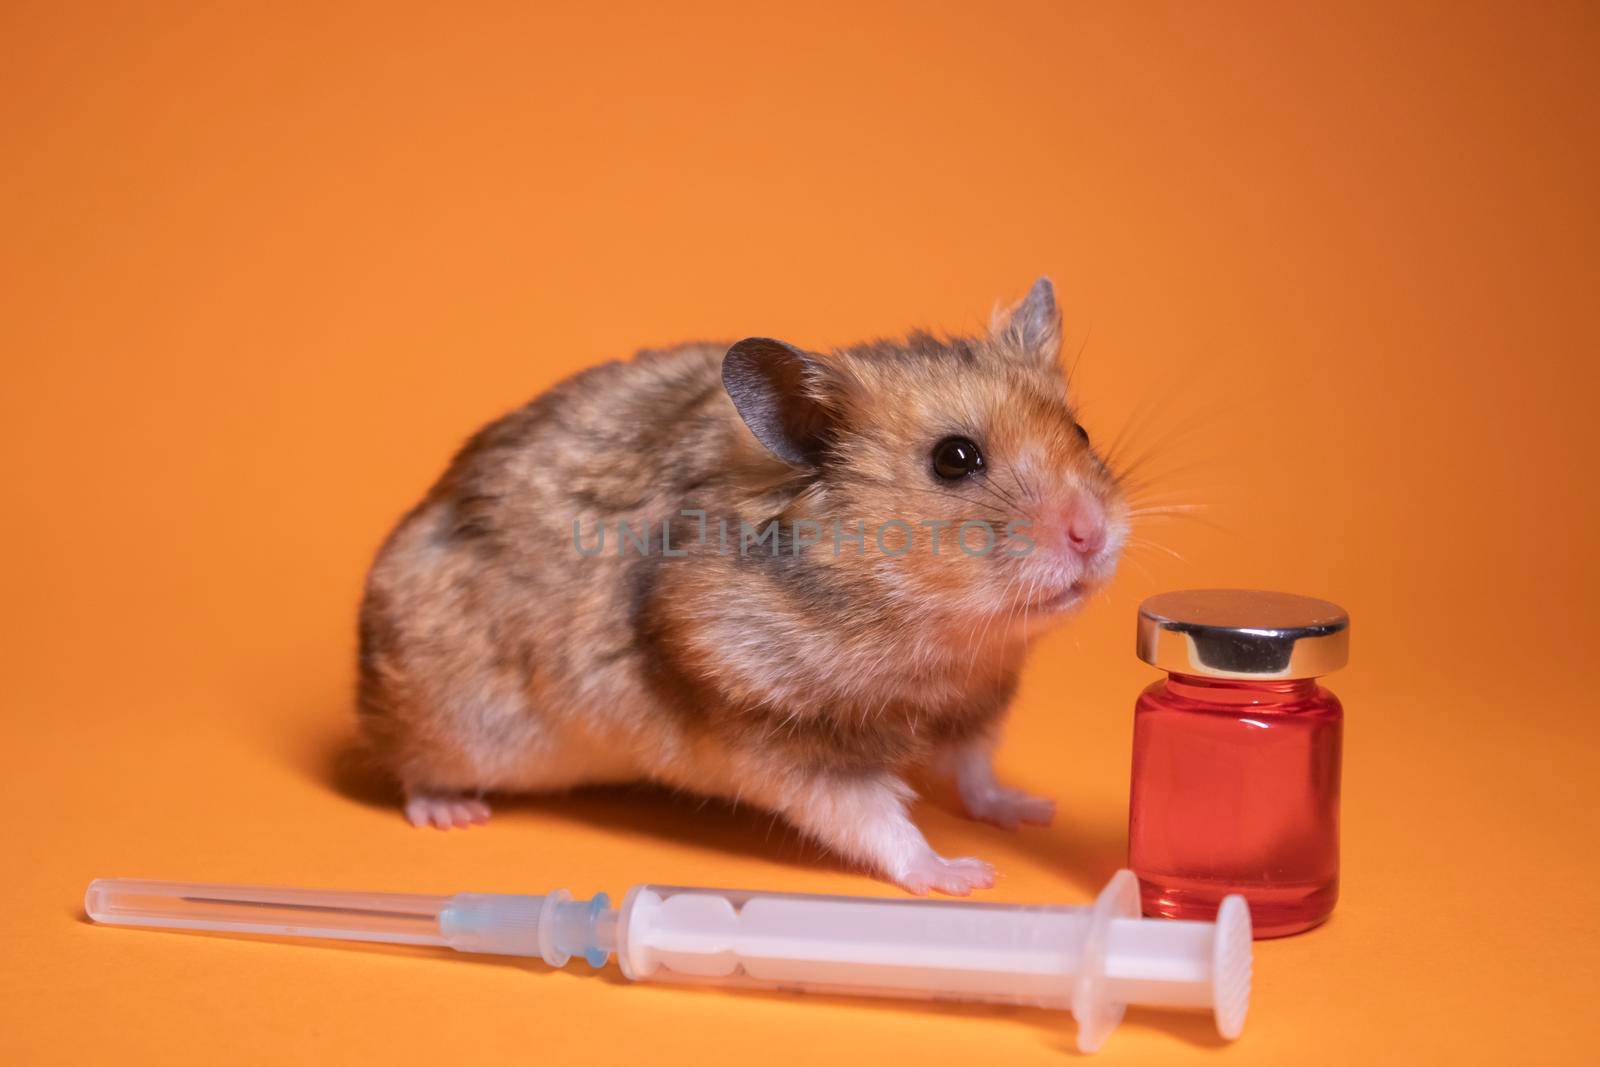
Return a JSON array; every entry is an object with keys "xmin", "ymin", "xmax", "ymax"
[{"xmin": 1063, "ymin": 500, "xmax": 1107, "ymax": 557}]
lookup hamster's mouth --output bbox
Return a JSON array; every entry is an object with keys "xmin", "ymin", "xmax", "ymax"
[{"xmin": 1027, "ymin": 580, "xmax": 1088, "ymax": 613}]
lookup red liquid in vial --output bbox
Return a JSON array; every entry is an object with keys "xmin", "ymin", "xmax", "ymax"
[{"xmin": 1129, "ymin": 673, "xmax": 1342, "ymax": 938}]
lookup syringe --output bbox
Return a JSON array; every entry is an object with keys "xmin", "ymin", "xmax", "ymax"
[{"xmin": 84, "ymin": 869, "xmax": 1250, "ymax": 1053}]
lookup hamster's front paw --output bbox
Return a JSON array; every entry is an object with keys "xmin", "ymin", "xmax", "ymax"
[
  {"xmin": 893, "ymin": 851, "xmax": 997, "ymax": 896},
  {"xmin": 961, "ymin": 786, "xmax": 1056, "ymax": 830},
  {"xmin": 404, "ymin": 792, "xmax": 492, "ymax": 830}
]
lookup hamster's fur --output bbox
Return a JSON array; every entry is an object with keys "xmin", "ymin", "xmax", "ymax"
[{"xmin": 358, "ymin": 279, "xmax": 1126, "ymax": 894}]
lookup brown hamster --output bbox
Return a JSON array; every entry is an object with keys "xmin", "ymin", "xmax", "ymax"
[{"xmin": 357, "ymin": 278, "xmax": 1126, "ymax": 894}]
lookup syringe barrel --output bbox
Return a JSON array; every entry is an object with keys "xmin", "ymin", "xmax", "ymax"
[
  {"xmin": 618, "ymin": 885, "xmax": 1088, "ymax": 1007},
  {"xmin": 613, "ymin": 871, "xmax": 1251, "ymax": 1052}
]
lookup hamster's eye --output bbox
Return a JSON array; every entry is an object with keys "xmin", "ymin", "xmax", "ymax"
[
  {"xmin": 1074, "ymin": 422, "xmax": 1091, "ymax": 446},
  {"xmin": 931, "ymin": 436, "xmax": 985, "ymax": 480}
]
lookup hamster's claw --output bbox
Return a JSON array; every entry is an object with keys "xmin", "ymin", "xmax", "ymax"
[
  {"xmin": 895, "ymin": 853, "xmax": 997, "ymax": 896},
  {"xmin": 962, "ymin": 787, "xmax": 1056, "ymax": 830},
  {"xmin": 404, "ymin": 793, "xmax": 492, "ymax": 830}
]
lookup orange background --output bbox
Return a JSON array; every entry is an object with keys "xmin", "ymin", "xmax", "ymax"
[{"xmin": 3, "ymin": 2, "xmax": 1596, "ymax": 1064}]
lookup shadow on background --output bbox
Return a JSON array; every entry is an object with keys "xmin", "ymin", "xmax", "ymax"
[
  {"xmin": 914, "ymin": 773, "xmax": 1129, "ymax": 897},
  {"xmin": 316, "ymin": 724, "xmax": 1127, "ymax": 895},
  {"xmin": 318, "ymin": 726, "xmax": 852, "ymax": 877}
]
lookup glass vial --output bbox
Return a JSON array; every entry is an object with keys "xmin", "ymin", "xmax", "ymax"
[{"xmin": 1128, "ymin": 589, "xmax": 1349, "ymax": 938}]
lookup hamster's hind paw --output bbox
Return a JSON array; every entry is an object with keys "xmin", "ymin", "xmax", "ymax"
[
  {"xmin": 962, "ymin": 787, "xmax": 1055, "ymax": 830},
  {"xmin": 404, "ymin": 793, "xmax": 491, "ymax": 830},
  {"xmin": 894, "ymin": 852, "xmax": 997, "ymax": 896}
]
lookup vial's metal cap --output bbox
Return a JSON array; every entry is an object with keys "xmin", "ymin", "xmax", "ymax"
[{"xmin": 1136, "ymin": 589, "xmax": 1349, "ymax": 680}]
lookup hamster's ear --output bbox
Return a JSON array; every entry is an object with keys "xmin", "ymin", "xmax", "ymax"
[
  {"xmin": 991, "ymin": 276, "xmax": 1062, "ymax": 364},
  {"xmin": 723, "ymin": 337, "xmax": 839, "ymax": 468}
]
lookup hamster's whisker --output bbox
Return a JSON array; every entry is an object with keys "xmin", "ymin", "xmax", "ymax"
[
  {"xmin": 1125, "ymin": 505, "xmax": 1212, "ymax": 522},
  {"xmin": 972, "ymin": 474, "xmax": 1027, "ymax": 515},
  {"xmin": 1021, "ymin": 573, "xmax": 1043, "ymax": 642},
  {"xmin": 1122, "ymin": 489, "xmax": 1210, "ymax": 507},
  {"xmin": 885, "ymin": 484, "xmax": 1015, "ymax": 525},
  {"xmin": 1103, "ymin": 408, "xmax": 1217, "ymax": 489},
  {"xmin": 1126, "ymin": 501, "xmax": 1239, "ymax": 537},
  {"xmin": 890, "ymin": 472, "xmax": 1022, "ymax": 519},
  {"xmin": 865, "ymin": 473, "xmax": 1035, "ymax": 533},
  {"xmin": 1123, "ymin": 552, "xmax": 1157, "ymax": 583},
  {"xmin": 964, "ymin": 482, "xmax": 1014, "ymax": 515},
  {"xmin": 1101, "ymin": 385, "xmax": 1219, "ymax": 465},
  {"xmin": 1125, "ymin": 503, "xmax": 1208, "ymax": 516},
  {"xmin": 1006, "ymin": 467, "xmax": 1042, "ymax": 509},
  {"xmin": 996, "ymin": 567, "xmax": 1030, "ymax": 639},
  {"xmin": 967, "ymin": 567, "xmax": 1027, "ymax": 685},
  {"xmin": 1023, "ymin": 572, "xmax": 1046, "ymax": 638},
  {"xmin": 1120, "ymin": 548, "xmax": 1177, "ymax": 582},
  {"xmin": 1011, "ymin": 571, "xmax": 1037, "ymax": 643},
  {"xmin": 1124, "ymin": 536, "xmax": 1188, "ymax": 564},
  {"xmin": 1117, "ymin": 461, "xmax": 1227, "ymax": 500},
  {"xmin": 1064, "ymin": 323, "xmax": 1093, "ymax": 389},
  {"xmin": 1111, "ymin": 436, "xmax": 1197, "ymax": 488},
  {"xmin": 1097, "ymin": 388, "xmax": 1175, "ymax": 473}
]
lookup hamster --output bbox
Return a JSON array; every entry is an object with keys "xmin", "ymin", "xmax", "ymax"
[{"xmin": 357, "ymin": 278, "xmax": 1126, "ymax": 895}]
